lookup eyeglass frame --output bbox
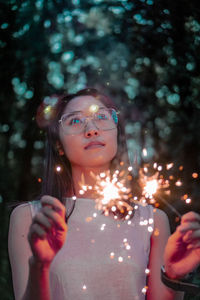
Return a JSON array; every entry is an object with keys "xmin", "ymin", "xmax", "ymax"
[{"xmin": 58, "ymin": 107, "xmax": 119, "ymax": 134}]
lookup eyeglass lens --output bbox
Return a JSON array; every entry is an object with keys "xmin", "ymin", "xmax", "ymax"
[{"xmin": 61, "ymin": 108, "xmax": 118, "ymax": 134}]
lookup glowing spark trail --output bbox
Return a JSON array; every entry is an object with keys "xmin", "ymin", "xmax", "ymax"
[
  {"xmin": 79, "ymin": 169, "xmax": 134, "ymax": 217},
  {"xmin": 139, "ymin": 164, "xmax": 183, "ymax": 218},
  {"xmin": 79, "ymin": 159, "xmax": 192, "ymax": 219}
]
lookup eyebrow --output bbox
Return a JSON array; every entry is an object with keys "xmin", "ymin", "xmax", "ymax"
[
  {"xmin": 66, "ymin": 110, "xmax": 82, "ymax": 115},
  {"xmin": 65, "ymin": 107, "xmax": 106, "ymax": 115}
]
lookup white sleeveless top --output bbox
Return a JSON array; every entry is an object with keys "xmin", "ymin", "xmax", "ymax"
[{"xmin": 29, "ymin": 198, "xmax": 154, "ymax": 300}]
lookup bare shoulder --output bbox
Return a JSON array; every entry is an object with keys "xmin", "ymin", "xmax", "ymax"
[
  {"xmin": 9, "ymin": 203, "xmax": 33, "ymax": 249},
  {"xmin": 8, "ymin": 203, "xmax": 33, "ymax": 252},
  {"xmin": 151, "ymin": 208, "xmax": 171, "ymax": 247},
  {"xmin": 9, "ymin": 203, "xmax": 32, "ymax": 233},
  {"xmin": 10, "ymin": 202, "xmax": 32, "ymax": 220},
  {"xmin": 9, "ymin": 203, "xmax": 33, "ymax": 299},
  {"xmin": 153, "ymin": 208, "xmax": 170, "ymax": 228}
]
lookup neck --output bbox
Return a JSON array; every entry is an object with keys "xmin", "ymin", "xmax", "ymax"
[{"xmin": 71, "ymin": 164, "xmax": 110, "ymax": 199}]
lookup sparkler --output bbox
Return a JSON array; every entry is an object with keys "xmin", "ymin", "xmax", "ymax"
[
  {"xmin": 78, "ymin": 159, "xmax": 193, "ymax": 219},
  {"xmin": 79, "ymin": 168, "xmax": 135, "ymax": 217},
  {"xmin": 138, "ymin": 161, "xmax": 191, "ymax": 218},
  {"xmin": 76, "ymin": 144, "xmax": 194, "ymax": 220},
  {"xmin": 93, "ymin": 168, "xmax": 194, "ymax": 222}
]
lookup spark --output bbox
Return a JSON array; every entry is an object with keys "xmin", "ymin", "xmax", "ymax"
[
  {"xmin": 111, "ymin": 206, "xmax": 117, "ymax": 212},
  {"xmin": 153, "ymin": 162, "xmax": 157, "ymax": 169},
  {"xmin": 143, "ymin": 148, "xmax": 147, "ymax": 156},
  {"xmin": 55, "ymin": 165, "xmax": 62, "ymax": 172},
  {"xmin": 100, "ymin": 224, "xmax": 106, "ymax": 231},
  {"xmin": 148, "ymin": 226, "xmax": 153, "ymax": 232},
  {"xmin": 79, "ymin": 169, "xmax": 134, "ymax": 217},
  {"xmin": 139, "ymin": 164, "xmax": 182, "ymax": 218},
  {"xmin": 166, "ymin": 163, "xmax": 174, "ymax": 170},
  {"xmin": 154, "ymin": 228, "xmax": 160, "ymax": 236},
  {"xmin": 110, "ymin": 252, "xmax": 115, "ymax": 259},
  {"xmin": 123, "ymin": 238, "xmax": 131, "ymax": 250},
  {"xmin": 118, "ymin": 256, "xmax": 123, "ymax": 262},
  {"xmin": 192, "ymin": 173, "xmax": 198, "ymax": 178},
  {"xmin": 145, "ymin": 268, "xmax": 150, "ymax": 274},
  {"xmin": 144, "ymin": 179, "xmax": 158, "ymax": 198},
  {"xmin": 175, "ymin": 180, "xmax": 182, "ymax": 187},
  {"xmin": 185, "ymin": 198, "xmax": 191, "ymax": 204},
  {"xmin": 142, "ymin": 286, "xmax": 148, "ymax": 294},
  {"xmin": 86, "ymin": 217, "xmax": 92, "ymax": 222},
  {"xmin": 100, "ymin": 172, "xmax": 106, "ymax": 178}
]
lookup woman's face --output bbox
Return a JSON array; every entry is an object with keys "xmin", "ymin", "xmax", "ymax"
[{"xmin": 59, "ymin": 95, "xmax": 118, "ymax": 169}]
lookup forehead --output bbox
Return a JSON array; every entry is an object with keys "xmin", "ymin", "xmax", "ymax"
[{"xmin": 63, "ymin": 95, "xmax": 106, "ymax": 114}]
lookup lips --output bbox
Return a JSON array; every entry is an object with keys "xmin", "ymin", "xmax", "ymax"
[{"xmin": 84, "ymin": 141, "xmax": 105, "ymax": 150}]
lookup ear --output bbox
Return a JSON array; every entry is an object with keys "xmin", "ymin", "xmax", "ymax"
[{"xmin": 56, "ymin": 141, "xmax": 65, "ymax": 156}]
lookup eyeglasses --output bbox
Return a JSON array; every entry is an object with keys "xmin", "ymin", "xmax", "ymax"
[{"xmin": 59, "ymin": 108, "xmax": 118, "ymax": 134}]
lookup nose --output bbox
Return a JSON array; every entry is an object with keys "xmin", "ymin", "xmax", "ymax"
[{"xmin": 84, "ymin": 119, "xmax": 99, "ymax": 138}]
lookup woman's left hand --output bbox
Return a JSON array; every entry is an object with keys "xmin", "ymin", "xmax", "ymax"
[{"xmin": 164, "ymin": 211, "xmax": 200, "ymax": 279}]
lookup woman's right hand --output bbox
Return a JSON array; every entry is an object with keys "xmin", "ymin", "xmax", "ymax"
[
  {"xmin": 28, "ymin": 195, "xmax": 67, "ymax": 265},
  {"xmin": 164, "ymin": 211, "xmax": 200, "ymax": 279}
]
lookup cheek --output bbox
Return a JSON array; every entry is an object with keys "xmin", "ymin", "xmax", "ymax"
[
  {"xmin": 60, "ymin": 134, "xmax": 82, "ymax": 162},
  {"xmin": 106, "ymin": 130, "xmax": 118, "ymax": 158}
]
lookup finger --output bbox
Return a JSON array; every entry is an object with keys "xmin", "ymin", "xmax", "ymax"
[
  {"xmin": 181, "ymin": 212, "xmax": 200, "ymax": 224},
  {"xmin": 42, "ymin": 206, "xmax": 67, "ymax": 231},
  {"xmin": 167, "ymin": 224, "xmax": 183, "ymax": 241},
  {"xmin": 33, "ymin": 212, "xmax": 52, "ymax": 230},
  {"xmin": 41, "ymin": 196, "xmax": 66, "ymax": 217},
  {"xmin": 178, "ymin": 222, "xmax": 200, "ymax": 233},
  {"xmin": 183, "ymin": 229, "xmax": 200, "ymax": 243},
  {"xmin": 28, "ymin": 223, "xmax": 46, "ymax": 241},
  {"xmin": 187, "ymin": 241, "xmax": 200, "ymax": 250}
]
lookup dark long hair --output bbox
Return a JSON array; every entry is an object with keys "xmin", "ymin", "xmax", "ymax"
[{"xmin": 37, "ymin": 88, "xmax": 135, "ymax": 220}]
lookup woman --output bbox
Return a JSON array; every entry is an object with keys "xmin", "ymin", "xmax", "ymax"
[{"xmin": 8, "ymin": 88, "xmax": 200, "ymax": 300}]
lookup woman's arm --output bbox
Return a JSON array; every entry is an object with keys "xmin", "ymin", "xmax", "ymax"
[
  {"xmin": 146, "ymin": 209, "xmax": 184, "ymax": 300},
  {"xmin": 8, "ymin": 196, "xmax": 67, "ymax": 300},
  {"xmin": 8, "ymin": 203, "xmax": 34, "ymax": 299}
]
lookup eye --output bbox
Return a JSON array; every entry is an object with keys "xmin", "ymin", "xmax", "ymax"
[
  {"xmin": 62, "ymin": 115, "xmax": 83, "ymax": 126},
  {"xmin": 96, "ymin": 113, "xmax": 108, "ymax": 120},
  {"xmin": 69, "ymin": 117, "xmax": 82, "ymax": 125}
]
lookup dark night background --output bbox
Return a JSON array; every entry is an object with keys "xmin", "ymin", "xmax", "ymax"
[{"xmin": 0, "ymin": 0, "xmax": 200, "ymax": 299}]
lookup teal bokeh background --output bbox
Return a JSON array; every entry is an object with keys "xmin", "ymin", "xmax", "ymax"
[{"xmin": 0, "ymin": 0, "xmax": 200, "ymax": 299}]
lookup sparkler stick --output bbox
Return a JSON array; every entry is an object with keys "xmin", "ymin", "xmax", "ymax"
[{"xmin": 157, "ymin": 195, "xmax": 182, "ymax": 218}]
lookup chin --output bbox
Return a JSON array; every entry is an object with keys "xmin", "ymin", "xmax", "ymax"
[{"xmin": 83, "ymin": 154, "xmax": 116, "ymax": 168}]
